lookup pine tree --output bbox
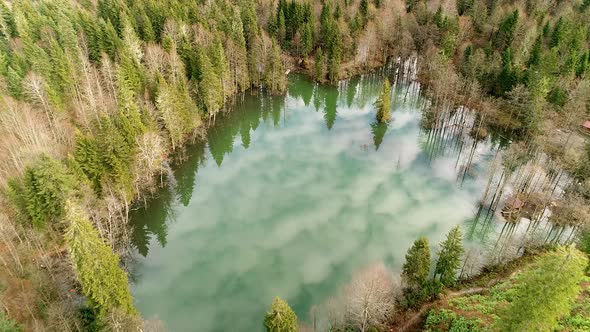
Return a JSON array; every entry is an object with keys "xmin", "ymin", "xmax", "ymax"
[
  {"xmin": 527, "ymin": 35, "xmax": 542, "ymax": 68},
  {"xmin": 550, "ymin": 17, "xmax": 566, "ymax": 49},
  {"xmin": 496, "ymin": 246, "xmax": 587, "ymax": 332},
  {"xmin": 314, "ymin": 47, "xmax": 324, "ymax": 81},
  {"xmin": 264, "ymin": 41, "xmax": 287, "ymax": 94},
  {"xmin": 48, "ymin": 39, "xmax": 73, "ymax": 99},
  {"xmin": 97, "ymin": 116, "xmax": 134, "ymax": 195},
  {"xmin": 302, "ymin": 22, "xmax": 313, "ymax": 57},
  {"xmin": 434, "ymin": 226, "xmax": 464, "ymax": 286},
  {"xmin": 74, "ymin": 133, "xmax": 104, "ymax": 195},
  {"xmin": 64, "ymin": 201, "xmax": 136, "ymax": 317},
  {"xmin": 375, "ymin": 79, "xmax": 391, "ymax": 123},
  {"xmin": 264, "ymin": 297, "xmax": 297, "ymax": 332},
  {"xmin": 155, "ymin": 76, "xmax": 198, "ymax": 149},
  {"xmin": 196, "ymin": 48, "xmax": 223, "ymax": 117},
  {"xmin": 139, "ymin": 8, "xmax": 155, "ymax": 42},
  {"xmin": 99, "ymin": 19, "xmax": 121, "ymax": 60},
  {"xmin": 494, "ymin": 10, "xmax": 519, "ymax": 50},
  {"xmin": 402, "ymin": 237, "xmax": 431, "ymax": 287},
  {"xmin": 0, "ymin": 1, "xmax": 17, "ymax": 39},
  {"xmin": 210, "ymin": 36, "xmax": 232, "ymax": 102},
  {"xmin": 6, "ymin": 65, "xmax": 23, "ymax": 99},
  {"xmin": 20, "ymin": 156, "xmax": 77, "ymax": 228},
  {"xmin": 277, "ymin": 10, "xmax": 286, "ymax": 45},
  {"xmin": 495, "ymin": 47, "xmax": 518, "ymax": 96}
]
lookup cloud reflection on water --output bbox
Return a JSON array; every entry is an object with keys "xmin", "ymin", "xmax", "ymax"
[{"xmin": 130, "ymin": 74, "xmax": 499, "ymax": 332}]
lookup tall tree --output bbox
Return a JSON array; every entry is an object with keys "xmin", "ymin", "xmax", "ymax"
[
  {"xmin": 402, "ymin": 236, "xmax": 431, "ymax": 306},
  {"xmin": 434, "ymin": 226, "xmax": 464, "ymax": 286},
  {"xmin": 264, "ymin": 41, "xmax": 287, "ymax": 94},
  {"xmin": 402, "ymin": 237, "xmax": 431, "ymax": 287},
  {"xmin": 314, "ymin": 47, "xmax": 324, "ymax": 81},
  {"xmin": 375, "ymin": 79, "xmax": 391, "ymax": 123},
  {"xmin": 64, "ymin": 201, "xmax": 136, "ymax": 318}
]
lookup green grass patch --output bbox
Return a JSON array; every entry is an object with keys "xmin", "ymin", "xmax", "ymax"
[
  {"xmin": 424, "ymin": 309, "xmax": 484, "ymax": 332},
  {"xmin": 0, "ymin": 312, "xmax": 22, "ymax": 332}
]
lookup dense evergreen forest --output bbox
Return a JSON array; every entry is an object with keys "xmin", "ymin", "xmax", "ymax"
[{"xmin": 0, "ymin": 0, "xmax": 590, "ymax": 331}]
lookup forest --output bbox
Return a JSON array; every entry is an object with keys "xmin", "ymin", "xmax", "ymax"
[{"xmin": 0, "ymin": 0, "xmax": 589, "ymax": 331}]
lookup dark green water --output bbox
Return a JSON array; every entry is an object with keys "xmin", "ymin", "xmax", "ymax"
[{"xmin": 130, "ymin": 73, "xmax": 500, "ymax": 331}]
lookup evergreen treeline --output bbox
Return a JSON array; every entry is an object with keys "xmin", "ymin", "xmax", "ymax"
[{"xmin": 0, "ymin": 0, "xmax": 294, "ymax": 327}]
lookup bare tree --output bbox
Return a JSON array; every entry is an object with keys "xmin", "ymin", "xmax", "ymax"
[{"xmin": 329, "ymin": 263, "xmax": 399, "ymax": 332}]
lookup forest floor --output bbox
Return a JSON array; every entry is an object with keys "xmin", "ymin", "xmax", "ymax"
[{"xmin": 0, "ymin": 244, "xmax": 40, "ymax": 331}]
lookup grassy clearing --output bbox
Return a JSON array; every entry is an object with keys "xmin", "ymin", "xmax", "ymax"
[{"xmin": 423, "ymin": 260, "xmax": 590, "ymax": 332}]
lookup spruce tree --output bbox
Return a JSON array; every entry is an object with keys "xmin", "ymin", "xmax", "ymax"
[
  {"xmin": 496, "ymin": 246, "xmax": 587, "ymax": 332},
  {"xmin": 302, "ymin": 22, "xmax": 313, "ymax": 57},
  {"xmin": 402, "ymin": 236, "xmax": 431, "ymax": 306},
  {"xmin": 264, "ymin": 41, "xmax": 287, "ymax": 94},
  {"xmin": 6, "ymin": 65, "xmax": 23, "ymax": 99},
  {"xmin": 494, "ymin": 10, "xmax": 519, "ymax": 50},
  {"xmin": 314, "ymin": 47, "xmax": 324, "ymax": 81},
  {"xmin": 64, "ymin": 201, "xmax": 136, "ymax": 317},
  {"xmin": 434, "ymin": 226, "xmax": 464, "ymax": 286},
  {"xmin": 74, "ymin": 133, "xmax": 104, "ymax": 195},
  {"xmin": 21, "ymin": 156, "xmax": 77, "ymax": 227},
  {"xmin": 375, "ymin": 79, "xmax": 391, "ymax": 123},
  {"xmin": 277, "ymin": 10, "xmax": 286, "ymax": 45},
  {"xmin": 402, "ymin": 237, "xmax": 431, "ymax": 288},
  {"xmin": 264, "ymin": 297, "xmax": 297, "ymax": 332},
  {"xmin": 550, "ymin": 17, "xmax": 566, "ymax": 49},
  {"xmin": 527, "ymin": 35, "xmax": 542, "ymax": 68}
]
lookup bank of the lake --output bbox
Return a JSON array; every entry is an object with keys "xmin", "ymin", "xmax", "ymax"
[{"xmin": 128, "ymin": 71, "xmax": 512, "ymax": 331}]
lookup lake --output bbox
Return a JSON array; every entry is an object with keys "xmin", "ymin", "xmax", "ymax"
[{"xmin": 129, "ymin": 68, "xmax": 503, "ymax": 331}]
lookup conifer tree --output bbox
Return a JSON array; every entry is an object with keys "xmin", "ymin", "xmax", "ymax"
[
  {"xmin": 64, "ymin": 200, "xmax": 136, "ymax": 317},
  {"xmin": 6, "ymin": 65, "xmax": 24, "ymax": 99},
  {"xmin": 264, "ymin": 297, "xmax": 297, "ymax": 332},
  {"xmin": 277, "ymin": 10, "xmax": 286, "ymax": 45},
  {"xmin": 99, "ymin": 19, "xmax": 121, "ymax": 60},
  {"xmin": 434, "ymin": 226, "xmax": 464, "ymax": 286},
  {"xmin": 209, "ymin": 36, "xmax": 232, "ymax": 102},
  {"xmin": 496, "ymin": 246, "xmax": 587, "ymax": 332},
  {"xmin": 550, "ymin": 17, "xmax": 567, "ymax": 49},
  {"xmin": 494, "ymin": 10, "xmax": 519, "ymax": 50},
  {"xmin": 302, "ymin": 22, "xmax": 313, "ymax": 57},
  {"xmin": 21, "ymin": 156, "xmax": 77, "ymax": 227},
  {"xmin": 527, "ymin": 35, "xmax": 542, "ymax": 68},
  {"xmin": 314, "ymin": 47, "xmax": 324, "ymax": 81},
  {"xmin": 402, "ymin": 237, "xmax": 431, "ymax": 287},
  {"xmin": 264, "ymin": 41, "xmax": 287, "ymax": 94},
  {"xmin": 74, "ymin": 133, "xmax": 104, "ymax": 195},
  {"xmin": 375, "ymin": 79, "xmax": 391, "ymax": 123},
  {"xmin": 196, "ymin": 48, "xmax": 222, "ymax": 117}
]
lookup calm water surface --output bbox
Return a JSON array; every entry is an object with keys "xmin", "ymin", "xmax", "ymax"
[{"xmin": 130, "ymin": 72, "xmax": 501, "ymax": 331}]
